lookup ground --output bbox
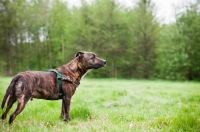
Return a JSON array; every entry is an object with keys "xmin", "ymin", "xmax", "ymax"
[{"xmin": 0, "ymin": 77, "xmax": 200, "ymax": 131}]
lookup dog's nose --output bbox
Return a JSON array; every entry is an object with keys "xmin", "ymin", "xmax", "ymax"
[{"xmin": 103, "ymin": 60, "xmax": 106, "ymax": 65}]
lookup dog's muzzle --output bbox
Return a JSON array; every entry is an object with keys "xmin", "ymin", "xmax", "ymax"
[
  {"xmin": 93, "ymin": 60, "xmax": 106, "ymax": 69},
  {"xmin": 103, "ymin": 60, "xmax": 106, "ymax": 66}
]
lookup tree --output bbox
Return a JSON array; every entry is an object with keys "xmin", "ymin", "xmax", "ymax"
[
  {"xmin": 70, "ymin": 0, "xmax": 128, "ymax": 78},
  {"xmin": 130, "ymin": 0, "xmax": 159, "ymax": 78},
  {"xmin": 0, "ymin": 0, "xmax": 26, "ymax": 75},
  {"xmin": 156, "ymin": 1, "xmax": 200, "ymax": 80},
  {"xmin": 156, "ymin": 24, "xmax": 188, "ymax": 80},
  {"xmin": 176, "ymin": 2, "xmax": 200, "ymax": 80},
  {"xmin": 47, "ymin": 0, "xmax": 71, "ymax": 67}
]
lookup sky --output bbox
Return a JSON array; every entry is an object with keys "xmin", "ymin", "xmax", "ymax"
[{"xmin": 66, "ymin": 0, "xmax": 197, "ymax": 24}]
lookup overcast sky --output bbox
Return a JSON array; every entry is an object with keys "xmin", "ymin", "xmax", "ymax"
[{"xmin": 66, "ymin": 0, "xmax": 197, "ymax": 24}]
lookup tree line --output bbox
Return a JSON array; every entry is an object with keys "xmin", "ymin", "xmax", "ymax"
[{"xmin": 0, "ymin": 0, "xmax": 200, "ymax": 80}]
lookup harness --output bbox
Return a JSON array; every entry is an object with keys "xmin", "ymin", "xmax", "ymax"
[{"xmin": 46, "ymin": 69, "xmax": 80, "ymax": 99}]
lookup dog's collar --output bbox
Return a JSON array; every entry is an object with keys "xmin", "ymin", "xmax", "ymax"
[
  {"xmin": 62, "ymin": 76, "xmax": 80, "ymax": 86},
  {"xmin": 46, "ymin": 69, "xmax": 80, "ymax": 86},
  {"xmin": 46, "ymin": 69, "xmax": 80, "ymax": 99}
]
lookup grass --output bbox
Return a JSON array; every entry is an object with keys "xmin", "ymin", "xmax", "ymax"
[{"xmin": 0, "ymin": 77, "xmax": 200, "ymax": 132}]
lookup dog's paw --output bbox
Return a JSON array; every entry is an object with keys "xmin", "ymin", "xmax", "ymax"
[
  {"xmin": 64, "ymin": 119, "xmax": 69, "ymax": 123},
  {"xmin": 63, "ymin": 118, "xmax": 70, "ymax": 123},
  {"xmin": 1, "ymin": 113, "xmax": 6, "ymax": 120},
  {"xmin": 9, "ymin": 115, "xmax": 14, "ymax": 124}
]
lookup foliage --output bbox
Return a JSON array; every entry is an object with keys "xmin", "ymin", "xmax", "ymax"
[
  {"xmin": 156, "ymin": 2, "xmax": 200, "ymax": 80},
  {"xmin": 129, "ymin": 0, "xmax": 159, "ymax": 78},
  {"xmin": 0, "ymin": 0, "xmax": 200, "ymax": 80}
]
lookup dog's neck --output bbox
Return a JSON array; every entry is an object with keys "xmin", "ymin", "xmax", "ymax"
[{"xmin": 56, "ymin": 58, "xmax": 88, "ymax": 83}]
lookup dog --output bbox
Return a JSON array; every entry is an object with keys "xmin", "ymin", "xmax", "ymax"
[{"xmin": 1, "ymin": 51, "xmax": 106, "ymax": 124}]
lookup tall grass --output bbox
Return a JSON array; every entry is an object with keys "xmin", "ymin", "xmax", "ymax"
[{"xmin": 0, "ymin": 77, "xmax": 200, "ymax": 131}]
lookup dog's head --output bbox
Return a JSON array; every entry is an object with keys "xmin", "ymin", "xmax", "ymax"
[{"xmin": 75, "ymin": 51, "xmax": 106, "ymax": 69}]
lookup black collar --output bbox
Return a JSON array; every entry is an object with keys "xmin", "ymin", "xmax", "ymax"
[{"xmin": 62, "ymin": 75, "xmax": 80, "ymax": 86}]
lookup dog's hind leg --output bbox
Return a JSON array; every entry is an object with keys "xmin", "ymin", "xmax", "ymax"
[
  {"xmin": 9, "ymin": 94, "xmax": 29, "ymax": 124},
  {"xmin": 1, "ymin": 94, "xmax": 17, "ymax": 120}
]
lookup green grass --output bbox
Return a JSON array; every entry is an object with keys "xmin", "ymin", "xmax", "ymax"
[{"xmin": 0, "ymin": 77, "xmax": 200, "ymax": 132}]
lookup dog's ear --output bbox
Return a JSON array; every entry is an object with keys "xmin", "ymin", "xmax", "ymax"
[{"xmin": 75, "ymin": 51, "xmax": 84, "ymax": 58}]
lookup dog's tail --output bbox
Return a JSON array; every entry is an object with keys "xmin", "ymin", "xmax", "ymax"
[{"xmin": 1, "ymin": 75, "xmax": 20, "ymax": 109}]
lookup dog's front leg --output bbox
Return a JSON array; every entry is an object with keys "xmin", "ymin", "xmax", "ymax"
[
  {"xmin": 60, "ymin": 101, "xmax": 64, "ymax": 118},
  {"xmin": 62, "ymin": 96, "xmax": 71, "ymax": 122}
]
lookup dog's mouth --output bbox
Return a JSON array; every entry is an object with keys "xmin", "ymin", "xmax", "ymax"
[
  {"xmin": 93, "ymin": 65, "xmax": 104, "ymax": 69},
  {"xmin": 87, "ymin": 59, "xmax": 106, "ymax": 69},
  {"xmin": 93, "ymin": 60, "xmax": 106, "ymax": 69}
]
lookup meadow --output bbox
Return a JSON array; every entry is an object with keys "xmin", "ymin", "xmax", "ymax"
[{"xmin": 0, "ymin": 77, "xmax": 200, "ymax": 132}]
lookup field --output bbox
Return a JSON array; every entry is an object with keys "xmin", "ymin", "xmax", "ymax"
[{"xmin": 0, "ymin": 77, "xmax": 200, "ymax": 132}]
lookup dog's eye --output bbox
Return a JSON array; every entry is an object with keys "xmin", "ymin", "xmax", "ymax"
[{"xmin": 91, "ymin": 55, "xmax": 96, "ymax": 59}]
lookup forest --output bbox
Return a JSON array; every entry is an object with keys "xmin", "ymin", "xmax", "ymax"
[{"xmin": 0, "ymin": 0, "xmax": 200, "ymax": 80}]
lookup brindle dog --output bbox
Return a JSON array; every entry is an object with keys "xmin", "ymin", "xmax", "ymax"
[{"xmin": 1, "ymin": 51, "xmax": 106, "ymax": 124}]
